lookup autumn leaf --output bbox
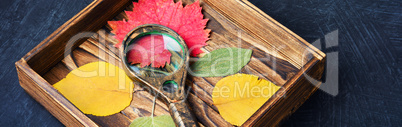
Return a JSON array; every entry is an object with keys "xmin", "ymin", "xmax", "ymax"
[
  {"xmin": 108, "ymin": 0, "xmax": 210, "ymax": 57},
  {"xmin": 190, "ymin": 48, "xmax": 252, "ymax": 77},
  {"xmin": 212, "ymin": 74, "xmax": 280, "ymax": 126},
  {"xmin": 127, "ymin": 34, "xmax": 172, "ymax": 68},
  {"xmin": 54, "ymin": 62, "xmax": 134, "ymax": 116},
  {"xmin": 129, "ymin": 115, "xmax": 175, "ymax": 127}
]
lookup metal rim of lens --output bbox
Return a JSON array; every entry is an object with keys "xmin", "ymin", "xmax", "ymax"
[
  {"xmin": 122, "ymin": 24, "xmax": 188, "ymax": 77},
  {"xmin": 120, "ymin": 24, "xmax": 190, "ymax": 103}
]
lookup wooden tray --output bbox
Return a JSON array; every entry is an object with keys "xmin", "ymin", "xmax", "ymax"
[{"xmin": 15, "ymin": 0, "xmax": 326, "ymax": 126}]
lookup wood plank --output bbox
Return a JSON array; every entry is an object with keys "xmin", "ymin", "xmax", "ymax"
[{"xmin": 187, "ymin": 93, "xmax": 232, "ymax": 127}]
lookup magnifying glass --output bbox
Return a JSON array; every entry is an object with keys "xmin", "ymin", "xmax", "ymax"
[{"xmin": 121, "ymin": 24, "xmax": 198, "ymax": 127}]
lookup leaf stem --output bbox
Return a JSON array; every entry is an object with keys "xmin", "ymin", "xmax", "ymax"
[{"xmin": 151, "ymin": 96, "xmax": 156, "ymax": 117}]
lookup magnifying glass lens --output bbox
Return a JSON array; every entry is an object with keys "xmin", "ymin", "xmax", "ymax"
[
  {"xmin": 122, "ymin": 25, "xmax": 198, "ymax": 126},
  {"xmin": 124, "ymin": 32, "xmax": 184, "ymax": 77}
]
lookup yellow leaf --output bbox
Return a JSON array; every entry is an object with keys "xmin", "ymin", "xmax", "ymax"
[
  {"xmin": 54, "ymin": 61, "xmax": 134, "ymax": 116},
  {"xmin": 212, "ymin": 74, "xmax": 280, "ymax": 126}
]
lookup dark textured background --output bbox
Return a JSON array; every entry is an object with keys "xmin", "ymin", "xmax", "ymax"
[{"xmin": 0, "ymin": 0, "xmax": 400, "ymax": 126}]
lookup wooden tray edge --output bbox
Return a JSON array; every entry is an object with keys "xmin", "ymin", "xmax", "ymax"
[
  {"xmin": 15, "ymin": 59, "xmax": 98, "ymax": 126},
  {"xmin": 239, "ymin": 0, "xmax": 326, "ymax": 59},
  {"xmin": 245, "ymin": 56, "xmax": 326, "ymax": 126}
]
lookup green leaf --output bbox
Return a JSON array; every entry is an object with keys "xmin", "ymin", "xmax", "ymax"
[
  {"xmin": 129, "ymin": 115, "xmax": 175, "ymax": 127},
  {"xmin": 190, "ymin": 47, "xmax": 252, "ymax": 77}
]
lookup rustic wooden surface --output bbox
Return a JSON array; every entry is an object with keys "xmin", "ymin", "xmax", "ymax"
[
  {"xmin": 14, "ymin": 0, "xmax": 324, "ymax": 126},
  {"xmin": 1, "ymin": 0, "xmax": 401, "ymax": 127},
  {"xmin": 15, "ymin": 0, "xmax": 322, "ymax": 126}
]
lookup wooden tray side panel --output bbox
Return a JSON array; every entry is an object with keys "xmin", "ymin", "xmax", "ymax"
[
  {"xmin": 248, "ymin": 57, "xmax": 326, "ymax": 126},
  {"xmin": 15, "ymin": 60, "xmax": 97, "ymax": 127},
  {"xmin": 203, "ymin": 0, "xmax": 324, "ymax": 69}
]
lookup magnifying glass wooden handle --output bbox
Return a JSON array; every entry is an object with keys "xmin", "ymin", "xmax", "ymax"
[{"xmin": 169, "ymin": 100, "xmax": 199, "ymax": 127}]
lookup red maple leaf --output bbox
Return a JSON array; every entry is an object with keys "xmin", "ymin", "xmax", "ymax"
[
  {"xmin": 126, "ymin": 34, "xmax": 171, "ymax": 68},
  {"xmin": 108, "ymin": 0, "xmax": 210, "ymax": 57}
]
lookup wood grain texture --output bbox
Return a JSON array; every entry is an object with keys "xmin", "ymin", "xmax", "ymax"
[{"xmin": 15, "ymin": 0, "xmax": 325, "ymax": 126}]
